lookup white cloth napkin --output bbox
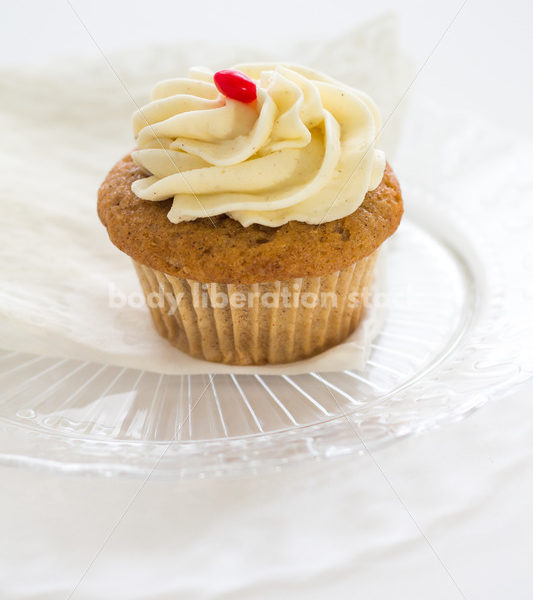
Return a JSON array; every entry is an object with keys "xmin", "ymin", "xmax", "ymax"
[{"xmin": 0, "ymin": 15, "xmax": 411, "ymax": 375}]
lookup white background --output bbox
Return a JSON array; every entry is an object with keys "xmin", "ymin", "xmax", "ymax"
[
  {"xmin": 1, "ymin": 1, "xmax": 533, "ymax": 599},
  {"xmin": 3, "ymin": 0, "xmax": 533, "ymax": 136}
]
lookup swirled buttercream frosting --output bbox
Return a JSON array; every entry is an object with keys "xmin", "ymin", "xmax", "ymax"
[{"xmin": 131, "ymin": 63, "xmax": 385, "ymax": 227}]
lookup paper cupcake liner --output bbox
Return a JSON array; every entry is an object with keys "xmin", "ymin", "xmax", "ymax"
[{"xmin": 133, "ymin": 250, "xmax": 378, "ymax": 365}]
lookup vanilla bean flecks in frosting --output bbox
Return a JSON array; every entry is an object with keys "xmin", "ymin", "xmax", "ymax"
[{"xmin": 131, "ymin": 64, "xmax": 385, "ymax": 227}]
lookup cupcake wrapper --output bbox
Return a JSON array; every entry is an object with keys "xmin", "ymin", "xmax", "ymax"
[{"xmin": 133, "ymin": 250, "xmax": 378, "ymax": 365}]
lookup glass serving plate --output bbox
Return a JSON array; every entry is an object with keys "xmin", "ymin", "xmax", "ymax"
[{"xmin": 0, "ymin": 186, "xmax": 531, "ymax": 479}]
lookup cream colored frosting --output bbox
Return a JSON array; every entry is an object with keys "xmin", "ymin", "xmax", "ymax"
[{"xmin": 131, "ymin": 63, "xmax": 385, "ymax": 227}]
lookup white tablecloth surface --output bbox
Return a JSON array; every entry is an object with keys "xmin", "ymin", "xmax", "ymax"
[{"xmin": 1, "ymin": 386, "xmax": 532, "ymax": 599}]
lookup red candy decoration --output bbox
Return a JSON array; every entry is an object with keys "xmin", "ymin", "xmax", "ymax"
[{"xmin": 214, "ymin": 69, "xmax": 257, "ymax": 103}]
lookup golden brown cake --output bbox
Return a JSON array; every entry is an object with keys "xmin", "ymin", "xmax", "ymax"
[
  {"xmin": 97, "ymin": 63, "xmax": 403, "ymax": 365},
  {"xmin": 98, "ymin": 157, "xmax": 402, "ymax": 284}
]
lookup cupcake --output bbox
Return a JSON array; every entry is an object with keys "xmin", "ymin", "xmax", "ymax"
[{"xmin": 98, "ymin": 63, "xmax": 403, "ymax": 365}]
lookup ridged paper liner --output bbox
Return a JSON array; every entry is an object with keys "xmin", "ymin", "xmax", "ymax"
[{"xmin": 133, "ymin": 251, "xmax": 378, "ymax": 365}]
